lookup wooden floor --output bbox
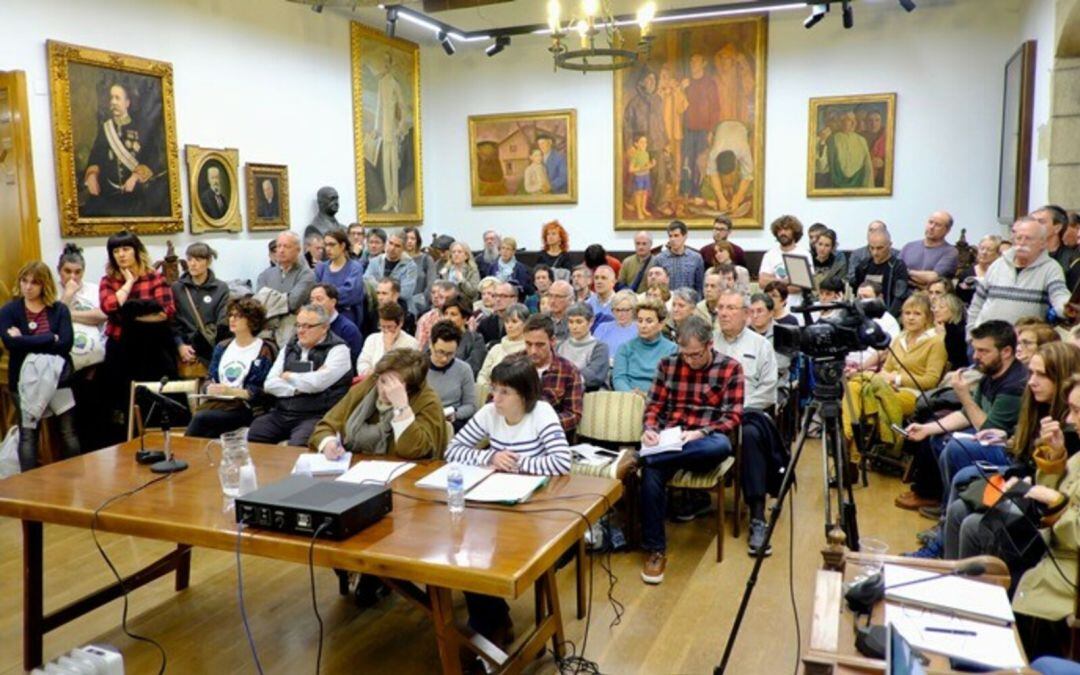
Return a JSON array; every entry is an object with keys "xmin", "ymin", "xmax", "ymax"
[{"xmin": 0, "ymin": 442, "xmax": 930, "ymax": 675}]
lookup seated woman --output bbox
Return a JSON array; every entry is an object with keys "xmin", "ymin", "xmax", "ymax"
[
  {"xmin": 185, "ymin": 298, "xmax": 277, "ymax": 439},
  {"xmin": 356, "ymin": 302, "xmax": 419, "ymax": 377},
  {"xmin": 483, "ymin": 236, "xmax": 534, "ymax": 297},
  {"xmin": 441, "ymin": 296, "xmax": 487, "ymax": 377},
  {"xmin": 710, "ymin": 241, "xmax": 750, "ymax": 292},
  {"xmin": 843, "ymin": 293, "xmax": 946, "ymax": 456},
  {"xmin": 811, "ymin": 228, "xmax": 847, "ymax": 293},
  {"xmin": 473, "ymin": 276, "xmax": 499, "ymax": 317},
  {"xmin": 477, "ymin": 303, "xmax": 529, "ymax": 388},
  {"xmin": 425, "ymin": 320, "xmax": 477, "ymax": 431},
  {"xmin": 556, "ymin": 303, "xmax": 610, "ymax": 391},
  {"xmin": 0, "ymin": 261, "xmax": 80, "ymax": 471},
  {"xmin": 613, "ymin": 298, "xmax": 678, "ymax": 397},
  {"xmin": 445, "ymin": 352, "xmax": 571, "ymax": 648},
  {"xmin": 438, "ymin": 242, "xmax": 481, "ymax": 306},
  {"xmin": 173, "ymin": 243, "xmax": 229, "ymax": 369},
  {"xmin": 763, "ymin": 280, "xmax": 800, "ymax": 327},
  {"xmin": 593, "ymin": 290, "xmax": 638, "ymax": 361},
  {"xmin": 526, "ymin": 264, "xmax": 554, "ymax": 314},
  {"xmin": 933, "ymin": 292, "xmax": 969, "ymax": 371},
  {"xmin": 1016, "ymin": 319, "xmax": 1061, "ymax": 368}
]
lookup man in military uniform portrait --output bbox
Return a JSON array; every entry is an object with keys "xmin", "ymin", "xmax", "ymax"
[{"xmin": 80, "ymin": 80, "xmax": 169, "ymax": 218}]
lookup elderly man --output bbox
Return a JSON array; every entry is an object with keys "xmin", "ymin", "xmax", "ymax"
[
  {"xmin": 851, "ymin": 229, "xmax": 910, "ymax": 317},
  {"xmin": 700, "ymin": 215, "xmax": 747, "ymax": 268},
  {"xmin": 523, "ymin": 313, "xmax": 583, "ymax": 433},
  {"xmin": 697, "ymin": 270, "xmax": 723, "ymax": 323},
  {"xmin": 364, "ymin": 232, "xmax": 419, "ymax": 313},
  {"xmin": 587, "ymin": 265, "xmax": 617, "ymax": 324},
  {"xmin": 479, "ymin": 230, "xmax": 501, "ymax": 270},
  {"xmin": 640, "ymin": 316, "xmax": 744, "ymax": 583},
  {"xmin": 248, "ymin": 304, "xmax": 354, "ymax": 446},
  {"xmin": 968, "ymin": 216, "xmax": 1070, "ymax": 330},
  {"xmin": 546, "ymin": 280, "xmax": 573, "ymax": 342},
  {"xmin": 637, "ymin": 266, "xmax": 671, "ymax": 304},
  {"xmin": 477, "ymin": 281, "xmax": 517, "ymax": 345},
  {"xmin": 846, "ymin": 221, "xmax": 897, "ymax": 286},
  {"xmin": 199, "ymin": 166, "xmax": 229, "ymax": 219},
  {"xmin": 650, "ymin": 220, "xmax": 704, "ymax": 295},
  {"xmin": 901, "ymin": 211, "xmax": 959, "ymax": 290},
  {"xmin": 714, "ymin": 290, "xmax": 782, "ymax": 555},
  {"xmin": 415, "ymin": 280, "xmax": 457, "ymax": 350},
  {"xmin": 620, "ymin": 231, "xmax": 656, "ymax": 292},
  {"xmin": 814, "ymin": 110, "xmax": 874, "ymax": 188},
  {"xmin": 571, "ymin": 265, "xmax": 592, "ymax": 303},
  {"xmin": 255, "ymin": 231, "xmax": 316, "ymax": 343}
]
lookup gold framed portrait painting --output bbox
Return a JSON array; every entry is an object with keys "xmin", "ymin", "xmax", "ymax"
[
  {"xmin": 613, "ymin": 15, "xmax": 768, "ymax": 230},
  {"xmin": 186, "ymin": 145, "xmax": 241, "ymax": 234},
  {"xmin": 245, "ymin": 163, "xmax": 290, "ymax": 232},
  {"xmin": 468, "ymin": 109, "xmax": 577, "ymax": 206},
  {"xmin": 47, "ymin": 40, "xmax": 182, "ymax": 237},
  {"xmin": 807, "ymin": 93, "xmax": 896, "ymax": 198},
  {"xmin": 351, "ymin": 22, "xmax": 422, "ymax": 223}
]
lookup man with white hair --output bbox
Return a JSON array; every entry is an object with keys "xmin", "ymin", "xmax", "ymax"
[
  {"xmin": 256, "ymin": 231, "xmax": 316, "ymax": 313},
  {"xmin": 619, "ymin": 231, "xmax": 655, "ymax": 292},
  {"xmin": 479, "ymin": 230, "xmax": 501, "ymax": 269},
  {"xmin": 968, "ymin": 216, "xmax": 1070, "ymax": 330}
]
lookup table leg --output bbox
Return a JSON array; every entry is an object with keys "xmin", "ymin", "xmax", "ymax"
[
  {"xmin": 23, "ymin": 520, "xmax": 43, "ymax": 671},
  {"xmin": 174, "ymin": 544, "xmax": 191, "ymax": 591},
  {"xmin": 575, "ymin": 537, "xmax": 586, "ymax": 620},
  {"xmin": 542, "ymin": 569, "xmax": 566, "ymax": 659},
  {"xmin": 428, "ymin": 586, "xmax": 464, "ymax": 675}
]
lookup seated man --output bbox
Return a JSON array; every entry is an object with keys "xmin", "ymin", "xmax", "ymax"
[
  {"xmin": 373, "ymin": 277, "xmax": 416, "ymax": 337},
  {"xmin": 249, "ymin": 303, "xmax": 354, "ymax": 446},
  {"xmin": 523, "ymin": 313, "xmax": 583, "ymax": 434},
  {"xmin": 613, "ymin": 298, "xmax": 678, "ymax": 396},
  {"xmin": 748, "ymin": 292, "xmax": 791, "ymax": 388},
  {"xmin": 442, "ymin": 295, "xmax": 487, "ymax": 377},
  {"xmin": 425, "ymin": 320, "xmax": 477, "ymax": 431},
  {"xmin": 556, "ymin": 303, "xmax": 610, "ymax": 391},
  {"xmin": 308, "ymin": 283, "xmax": 363, "ymax": 365},
  {"xmin": 477, "ymin": 281, "xmax": 516, "ymax": 345},
  {"xmin": 714, "ymin": 291, "xmax": 783, "ymax": 555},
  {"xmin": 415, "ymin": 280, "xmax": 457, "ymax": 350},
  {"xmin": 640, "ymin": 316, "xmax": 744, "ymax": 584}
]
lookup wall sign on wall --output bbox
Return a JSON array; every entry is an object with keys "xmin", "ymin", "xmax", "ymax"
[
  {"xmin": 186, "ymin": 145, "xmax": 241, "ymax": 234},
  {"xmin": 47, "ymin": 40, "xmax": 182, "ymax": 237},
  {"xmin": 806, "ymin": 92, "xmax": 896, "ymax": 198},
  {"xmin": 613, "ymin": 15, "xmax": 768, "ymax": 231},
  {"xmin": 468, "ymin": 109, "xmax": 577, "ymax": 206}
]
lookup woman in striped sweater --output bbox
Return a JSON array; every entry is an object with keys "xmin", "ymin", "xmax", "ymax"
[{"xmin": 446, "ymin": 352, "xmax": 571, "ymax": 475}]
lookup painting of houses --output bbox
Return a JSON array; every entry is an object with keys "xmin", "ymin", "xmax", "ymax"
[{"xmin": 468, "ymin": 109, "xmax": 577, "ymax": 206}]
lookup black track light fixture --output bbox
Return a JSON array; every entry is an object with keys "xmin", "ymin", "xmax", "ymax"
[
  {"xmin": 804, "ymin": 3, "xmax": 828, "ymax": 29},
  {"xmin": 842, "ymin": 1, "xmax": 853, "ymax": 28},
  {"xmin": 899, "ymin": 0, "xmax": 916, "ymax": 11},
  {"xmin": 386, "ymin": 8, "xmax": 398, "ymax": 38},
  {"xmin": 485, "ymin": 35, "xmax": 510, "ymax": 57},
  {"xmin": 437, "ymin": 30, "xmax": 456, "ymax": 56}
]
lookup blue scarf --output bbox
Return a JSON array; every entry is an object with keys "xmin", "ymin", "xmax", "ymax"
[{"xmin": 496, "ymin": 257, "xmax": 516, "ymax": 282}]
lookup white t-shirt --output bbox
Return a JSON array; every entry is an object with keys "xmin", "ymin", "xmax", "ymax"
[
  {"xmin": 217, "ymin": 338, "xmax": 265, "ymax": 388},
  {"xmin": 69, "ymin": 280, "xmax": 105, "ymax": 370},
  {"xmin": 758, "ymin": 246, "xmax": 813, "ymax": 306}
]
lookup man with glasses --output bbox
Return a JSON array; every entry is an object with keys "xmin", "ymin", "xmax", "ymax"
[
  {"xmin": 478, "ymin": 281, "xmax": 519, "ymax": 345},
  {"xmin": 700, "ymin": 215, "xmax": 746, "ymax": 268},
  {"xmin": 619, "ymin": 231, "xmax": 655, "ymax": 292},
  {"xmin": 640, "ymin": 315, "xmax": 744, "ymax": 584},
  {"xmin": 249, "ymin": 303, "xmax": 354, "ymax": 446}
]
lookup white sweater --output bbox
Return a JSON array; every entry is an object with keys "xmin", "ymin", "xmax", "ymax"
[
  {"xmin": 968, "ymin": 250, "xmax": 1069, "ymax": 332},
  {"xmin": 356, "ymin": 330, "xmax": 420, "ymax": 376},
  {"xmin": 445, "ymin": 401, "xmax": 571, "ymax": 475}
]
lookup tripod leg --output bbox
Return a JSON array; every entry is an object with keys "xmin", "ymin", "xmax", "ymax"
[{"xmin": 825, "ymin": 407, "xmax": 860, "ymax": 551}]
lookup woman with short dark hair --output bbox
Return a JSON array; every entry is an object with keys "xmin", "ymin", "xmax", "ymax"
[
  {"xmin": 315, "ymin": 229, "xmax": 366, "ymax": 328},
  {"xmin": 174, "ymin": 242, "xmax": 229, "ymax": 368},
  {"xmin": 356, "ymin": 302, "xmax": 419, "ymax": 377}
]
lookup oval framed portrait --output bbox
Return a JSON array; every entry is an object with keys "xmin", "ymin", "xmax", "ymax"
[{"xmin": 186, "ymin": 145, "xmax": 241, "ymax": 233}]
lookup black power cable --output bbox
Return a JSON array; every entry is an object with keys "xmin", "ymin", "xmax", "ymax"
[
  {"xmin": 235, "ymin": 520, "xmax": 265, "ymax": 675},
  {"xmin": 309, "ymin": 519, "xmax": 332, "ymax": 675}
]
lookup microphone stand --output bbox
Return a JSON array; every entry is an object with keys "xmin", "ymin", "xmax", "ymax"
[
  {"xmin": 134, "ymin": 402, "xmax": 165, "ymax": 465},
  {"xmin": 150, "ymin": 407, "xmax": 188, "ymax": 474}
]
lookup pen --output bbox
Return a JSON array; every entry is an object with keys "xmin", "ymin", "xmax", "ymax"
[{"xmin": 925, "ymin": 627, "xmax": 976, "ymax": 636}]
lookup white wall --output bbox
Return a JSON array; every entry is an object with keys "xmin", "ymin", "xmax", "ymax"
[
  {"xmin": 0, "ymin": 0, "xmax": 356, "ymax": 284},
  {"xmin": 420, "ymin": 0, "xmax": 1031, "ymax": 255},
  {"xmin": 1020, "ymin": 0, "xmax": 1056, "ymax": 208}
]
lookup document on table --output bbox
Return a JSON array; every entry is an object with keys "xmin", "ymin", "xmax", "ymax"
[
  {"xmin": 570, "ymin": 443, "xmax": 617, "ymax": 467},
  {"xmin": 465, "ymin": 473, "xmax": 549, "ymax": 504},
  {"xmin": 640, "ymin": 427, "xmax": 683, "ymax": 457},
  {"xmin": 292, "ymin": 452, "xmax": 353, "ymax": 476},
  {"xmin": 336, "ymin": 460, "xmax": 415, "ymax": 485},
  {"xmin": 416, "ymin": 464, "xmax": 494, "ymax": 492},
  {"xmin": 884, "ymin": 605, "xmax": 1026, "ymax": 670},
  {"xmin": 883, "ymin": 564, "xmax": 1014, "ymax": 626}
]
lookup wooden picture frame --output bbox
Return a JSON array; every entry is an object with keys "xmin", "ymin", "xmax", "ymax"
[
  {"xmin": 47, "ymin": 40, "xmax": 182, "ymax": 237},
  {"xmin": 998, "ymin": 41, "xmax": 1036, "ymax": 224},
  {"xmin": 468, "ymin": 109, "xmax": 577, "ymax": 206},
  {"xmin": 185, "ymin": 145, "xmax": 241, "ymax": 234},
  {"xmin": 807, "ymin": 93, "xmax": 896, "ymax": 198},
  {"xmin": 351, "ymin": 22, "xmax": 423, "ymax": 223},
  {"xmin": 613, "ymin": 15, "xmax": 768, "ymax": 230},
  {"xmin": 245, "ymin": 163, "xmax": 290, "ymax": 232}
]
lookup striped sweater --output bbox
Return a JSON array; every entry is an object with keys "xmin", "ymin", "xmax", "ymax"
[
  {"xmin": 968, "ymin": 250, "xmax": 1069, "ymax": 332},
  {"xmin": 445, "ymin": 401, "xmax": 571, "ymax": 475}
]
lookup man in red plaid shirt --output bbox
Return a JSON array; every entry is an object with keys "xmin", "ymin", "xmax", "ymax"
[
  {"xmin": 640, "ymin": 315, "xmax": 744, "ymax": 584},
  {"xmin": 522, "ymin": 313, "xmax": 583, "ymax": 433}
]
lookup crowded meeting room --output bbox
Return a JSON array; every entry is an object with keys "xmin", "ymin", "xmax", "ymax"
[{"xmin": 4, "ymin": 0, "xmax": 1080, "ymax": 673}]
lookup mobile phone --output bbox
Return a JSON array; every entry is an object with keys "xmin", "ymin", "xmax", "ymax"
[
  {"xmin": 890, "ymin": 423, "xmax": 910, "ymax": 438},
  {"xmin": 974, "ymin": 460, "xmax": 1000, "ymax": 474}
]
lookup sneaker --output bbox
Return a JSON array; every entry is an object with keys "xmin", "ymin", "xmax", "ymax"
[
  {"xmin": 641, "ymin": 551, "xmax": 667, "ymax": 584},
  {"xmin": 747, "ymin": 518, "xmax": 772, "ymax": 557},
  {"xmin": 674, "ymin": 492, "xmax": 712, "ymax": 522},
  {"xmin": 918, "ymin": 505, "xmax": 943, "ymax": 520},
  {"xmin": 915, "ymin": 525, "xmax": 941, "ymax": 545},
  {"xmin": 904, "ymin": 537, "xmax": 943, "ymax": 559}
]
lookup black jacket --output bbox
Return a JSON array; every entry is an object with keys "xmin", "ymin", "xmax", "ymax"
[
  {"xmin": 172, "ymin": 271, "xmax": 230, "ymax": 359},
  {"xmin": 0, "ymin": 299, "xmax": 74, "ymax": 392}
]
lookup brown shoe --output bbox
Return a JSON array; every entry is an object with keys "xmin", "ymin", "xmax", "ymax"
[
  {"xmin": 894, "ymin": 491, "xmax": 937, "ymax": 510},
  {"xmin": 641, "ymin": 551, "xmax": 666, "ymax": 584}
]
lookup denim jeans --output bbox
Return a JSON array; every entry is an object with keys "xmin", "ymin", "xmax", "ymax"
[
  {"xmin": 937, "ymin": 432, "xmax": 1009, "ymax": 503},
  {"xmin": 641, "ymin": 432, "xmax": 732, "ymax": 553}
]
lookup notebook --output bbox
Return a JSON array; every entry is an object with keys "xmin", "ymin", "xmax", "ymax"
[
  {"xmin": 465, "ymin": 473, "xmax": 549, "ymax": 504},
  {"xmin": 640, "ymin": 427, "xmax": 683, "ymax": 457},
  {"xmin": 415, "ymin": 464, "xmax": 494, "ymax": 492},
  {"xmin": 883, "ymin": 564, "xmax": 1014, "ymax": 626},
  {"xmin": 336, "ymin": 460, "xmax": 415, "ymax": 486},
  {"xmin": 292, "ymin": 452, "xmax": 353, "ymax": 476}
]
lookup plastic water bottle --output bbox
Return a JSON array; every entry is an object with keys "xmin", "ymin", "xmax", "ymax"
[{"xmin": 446, "ymin": 464, "xmax": 466, "ymax": 515}]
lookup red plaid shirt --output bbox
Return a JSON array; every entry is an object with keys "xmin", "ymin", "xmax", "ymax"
[
  {"xmin": 540, "ymin": 353, "xmax": 584, "ymax": 432},
  {"xmin": 644, "ymin": 350, "xmax": 743, "ymax": 436},
  {"xmin": 99, "ymin": 271, "xmax": 176, "ymax": 341}
]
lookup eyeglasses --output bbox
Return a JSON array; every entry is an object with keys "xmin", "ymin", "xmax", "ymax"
[
  {"xmin": 296, "ymin": 322, "xmax": 325, "ymax": 331},
  {"xmin": 496, "ymin": 292, "xmax": 517, "ymax": 298},
  {"xmin": 614, "ymin": 306, "xmax": 634, "ymax": 312},
  {"xmin": 431, "ymin": 348, "xmax": 457, "ymax": 358},
  {"xmin": 681, "ymin": 346, "xmax": 711, "ymax": 361}
]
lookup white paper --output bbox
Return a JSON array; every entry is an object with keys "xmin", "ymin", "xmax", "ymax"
[
  {"xmin": 292, "ymin": 452, "xmax": 353, "ymax": 476},
  {"xmin": 883, "ymin": 564, "xmax": 1014, "ymax": 626},
  {"xmin": 416, "ymin": 464, "xmax": 494, "ymax": 492},
  {"xmin": 570, "ymin": 443, "xmax": 615, "ymax": 467},
  {"xmin": 885, "ymin": 605, "xmax": 1026, "ymax": 669},
  {"xmin": 336, "ymin": 460, "xmax": 415, "ymax": 486},
  {"xmin": 640, "ymin": 427, "xmax": 683, "ymax": 457},
  {"xmin": 465, "ymin": 473, "xmax": 548, "ymax": 503}
]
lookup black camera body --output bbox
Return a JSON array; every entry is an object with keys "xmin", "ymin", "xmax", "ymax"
[{"xmin": 773, "ymin": 299, "xmax": 891, "ymax": 361}]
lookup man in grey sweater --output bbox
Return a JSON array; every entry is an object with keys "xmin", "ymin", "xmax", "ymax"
[
  {"xmin": 426, "ymin": 320, "xmax": 477, "ymax": 431},
  {"xmin": 557, "ymin": 303, "xmax": 610, "ymax": 391},
  {"xmin": 968, "ymin": 216, "xmax": 1071, "ymax": 332}
]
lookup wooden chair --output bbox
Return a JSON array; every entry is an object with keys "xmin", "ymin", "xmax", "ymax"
[
  {"xmin": 667, "ymin": 427, "xmax": 741, "ymax": 563},
  {"xmin": 475, "ymin": 382, "xmax": 490, "ymax": 407},
  {"xmin": 127, "ymin": 380, "xmax": 200, "ymax": 441}
]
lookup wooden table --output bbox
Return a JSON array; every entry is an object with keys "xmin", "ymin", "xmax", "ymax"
[
  {"xmin": 0, "ymin": 436, "xmax": 622, "ymax": 674},
  {"xmin": 803, "ymin": 552, "xmax": 1032, "ymax": 674}
]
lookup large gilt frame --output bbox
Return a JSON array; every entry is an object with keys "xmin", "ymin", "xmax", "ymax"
[
  {"xmin": 185, "ymin": 145, "xmax": 242, "ymax": 234},
  {"xmin": 806, "ymin": 92, "xmax": 897, "ymax": 198},
  {"xmin": 350, "ymin": 22, "xmax": 423, "ymax": 224},
  {"xmin": 47, "ymin": 40, "xmax": 182, "ymax": 237}
]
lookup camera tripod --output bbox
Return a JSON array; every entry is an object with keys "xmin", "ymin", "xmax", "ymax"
[{"xmin": 715, "ymin": 358, "xmax": 861, "ymax": 674}]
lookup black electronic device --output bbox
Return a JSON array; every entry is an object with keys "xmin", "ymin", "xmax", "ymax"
[{"xmin": 235, "ymin": 475, "xmax": 392, "ymax": 540}]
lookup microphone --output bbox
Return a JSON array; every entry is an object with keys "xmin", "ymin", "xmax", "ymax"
[
  {"xmin": 885, "ymin": 561, "xmax": 986, "ymax": 591},
  {"xmin": 845, "ymin": 561, "xmax": 986, "ymax": 614}
]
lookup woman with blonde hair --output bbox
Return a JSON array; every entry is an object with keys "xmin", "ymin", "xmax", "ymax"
[
  {"xmin": 484, "ymin": 235, "xmax": 533, "ymax": 296},
  {"xmin": 932, "ymin": 293, "xmax": 969, "ymax": 370},
  {"xmin": 0, "ymin": 261, "xmax": 80, "ymax": 470},
  {"xmin": 844, "ymin": 292, "xmax": 946, "ymax": 455},
  {"xmin": 1016, "ymin": 320, "xmax": 1061, "ymax": 366},
  {"xmin": 474, "ymin": 276, "xmax": 500, "ymax": 316},
  {"xmin": 438, "ymin": 241, "xmax": 481, "ymax": 304}
]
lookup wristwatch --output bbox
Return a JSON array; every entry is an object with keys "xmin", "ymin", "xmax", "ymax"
[{"xmin": 393, "ymin": 405, "xmax": 409, "ymax": 417}]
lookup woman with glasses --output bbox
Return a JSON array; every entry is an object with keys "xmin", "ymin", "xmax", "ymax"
[
  {"xmin": 477, "ymin": 303, "xmax": 529, "ymax": 388},
  {"xmin": 356, "ymin": 303, "xmax": 419, "ymax": 378},
  {"xmin": 593, "ymin": 290, "xmax": 639, "ymax": 360}
]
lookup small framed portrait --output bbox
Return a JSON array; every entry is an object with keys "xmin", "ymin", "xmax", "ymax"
[
  {"xmin": 245, "ymin": 163, "xmax": 290, "ymax": 231},
  {"xmin": 468, "ymin": 109, "xmax": 577, "ymax": 206},
  {"xmin": 47, "ymin": 40, "xmax": 182, "ymax": 237},
  {"xmin": 807, "ymin": 93, "xmax": 897, "ymax": 198},
  {"xmin": 186, "ymin": 145, "xmax": 241, "ymax": 233}
]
